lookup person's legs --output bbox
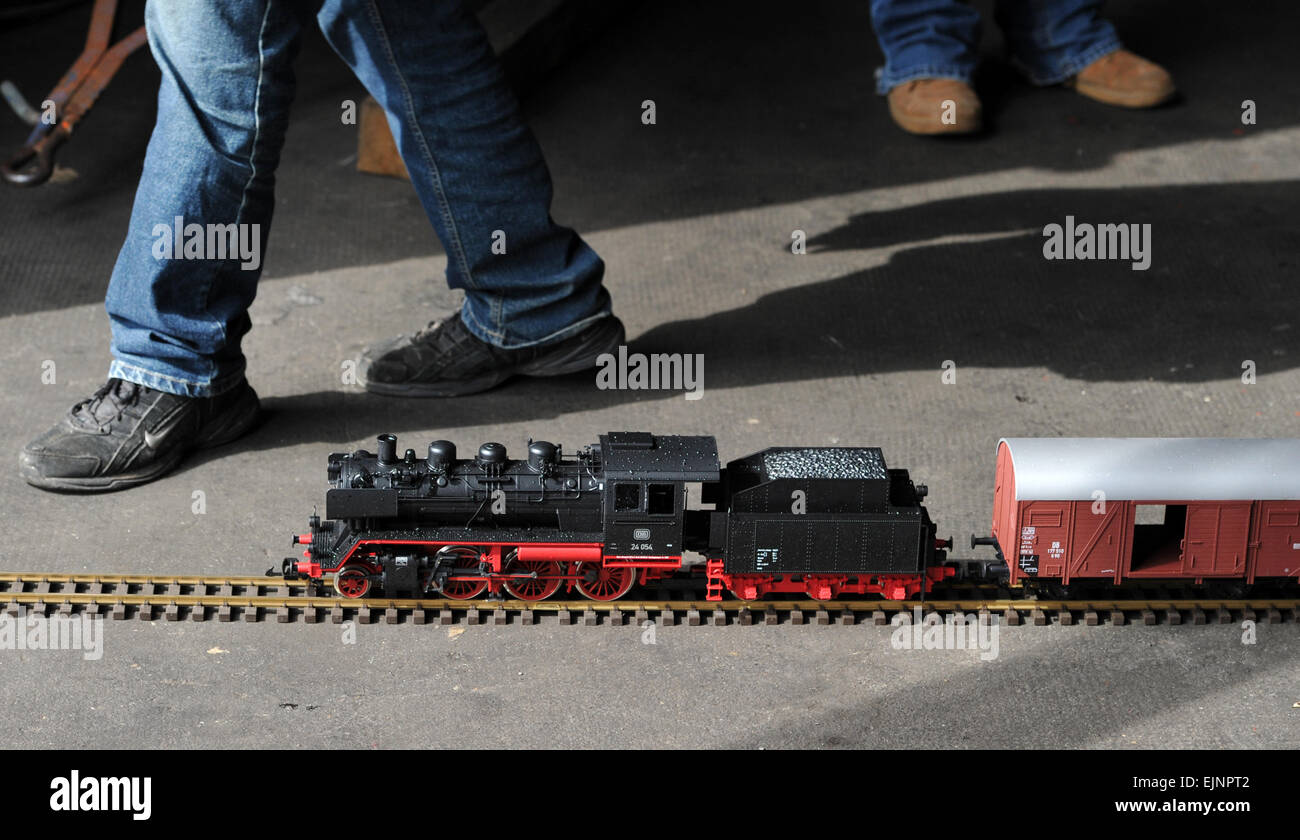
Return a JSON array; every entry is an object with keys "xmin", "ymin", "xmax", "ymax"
[
  {"xmin": 106, "ymin": 0, "xmax": 309, "ymax": 398},
  {"xmin": 995, "ymin": 0, "xmax": 1174, "ymax": 106},
  {"xmin": 993, "ymin": 0, "xmax": 1119, "ymax": 85},
  {"xmin": 21, "ymin": 0, "xmax": 307, "ymax": 490},
  {"xmin": 870, "ymin": 0, "xmax": 982, "ymax": 93},
  {"xmin": 869, "ymin": 0, "xmax": 984, "ymax": 135},
  {"xmin": 315, "ymin": 0, "xmax": 611, "ymax": 352}
]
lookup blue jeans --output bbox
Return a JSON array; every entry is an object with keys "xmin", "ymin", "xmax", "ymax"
[
  {"xmin": 870, "ymin": 0, "xmax": 1123, "ymax": 93},
  {"xmin": 106, "ymin": 0, "xmax": 611, "ymax": 398}
]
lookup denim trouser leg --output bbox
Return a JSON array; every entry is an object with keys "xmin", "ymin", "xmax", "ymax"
[
  {"xmin": 107, "ymin": 0, "xmax": 611, "ymax": 398},
  {"xmin": 869, "ymin": 0, "xmax": 982, "ymax": 94},
  {"xmin": 994, "ymin": 0, "xmax": 1121, "ymax": 85},
  {"xmin": 106, "ymin": 0, "xmax": 308, "ymax": 398},
  {"xmin": 315, "ymin": 0, "xmax": 610, "ymax": 350},
  {"xmin": 869, "ymin": 0, "xmax": 1123, "ymax": 93}
]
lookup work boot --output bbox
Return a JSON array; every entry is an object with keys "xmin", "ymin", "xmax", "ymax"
[
  {"xmin": 359, "ymin": 314, "xmax": 625, "ymax": 397},
  {"xmin": 19, "ymin": 378, "xmax": 260, "ymax": 491},
  {"xmin": 1066, "ymin": 49, "xmax": 1176, "ymax": 108},
  {"xmin": 886, "ymin": 79, "xmax": 982, "ymax": 135}
]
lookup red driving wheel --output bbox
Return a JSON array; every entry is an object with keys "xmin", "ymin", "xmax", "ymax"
[
  {"xmin": 334, "ymin": 566, "xmax": 371, "ymax": 599},
  {"xmin": 502, "ymin": 559, "xmax": 563, "ymax": 601},
  {"xmin": 575, "ymin": 562, "xmax": 636, "ymax": 601},
  {"xmin": 441, "ymin": 577, "xmax": 488, "ymax": 600}
]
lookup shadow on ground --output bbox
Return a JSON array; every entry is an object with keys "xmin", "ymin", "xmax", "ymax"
[
  {"xmin": 1, "ymin": 0, "xmax": 1294, "ymax": 317},
  {"xmin": 153, "ymin": 178, "xmax": 1300, "ymax": 459}
]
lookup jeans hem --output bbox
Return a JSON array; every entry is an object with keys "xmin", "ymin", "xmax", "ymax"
[
  {"xmin": 459, "ymin": 305, "xmax": 613, "ymax": 351},
  {"xmin": 876, "ymin": 65, "xmax": 974, "ymax": 95},
  {"xmin": 1014, "ymin": 38, "xmax": 1123, "ymax": 87},
  {"xmin": 108, "ymin": 360, "xmax": 244, "ymax": 399}
]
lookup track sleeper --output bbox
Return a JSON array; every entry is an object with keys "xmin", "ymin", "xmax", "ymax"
[
  {"xmin": 790, "ymin": 609, "xmax": 805, "ymax": 626},
  {"xmin": 1190, "ymin": 607, "xmax": 1206, "ymax": 625},
  {"xmin": 1057, "ymin": 609, "xmax": 1073, "ymax": 625},
  {"xmin": 1004, "ymin": 609, "xmax": 1020, "ymax": 626},
  {"xmin": 492, "ymin": 609, "xmax": 507, "ymax": 626},
  {"xmin": 763, "ymin": 609, "xmax": 778, "ymax": 626},
  {"xmin": 164, "ymin": 603, "xmax": 180, "ymax": 622},
  {"xmin": 815, "ymin": 609, "xmax": 830, "ymax": 626},
  {"xmin": 872, "ymin": 610, "xmax": 888, "ymax": 626},
  {"xmin": 522, "ymin": 609, "xmax": 536, "ymax": 626},
  {"xmin": 660, "ymin": 609, "xmax": 676, "ymax": 627},
  {"xmin": 1266, "ymin": 607, "xmax": 1281, "ymax": 625},
  {"xmin": 583, "ymin": 609, "xmax": 598, "ymax": 626},
  {"xmin": 1031, "ymin": 608, "xmax": 1047, "ymax": 626},
  {"xmin": 409, "ymin": 608, "xmax": 426, "ymax": 625},
  {"xmin": 112, "ymin": 602, "xmax": 127, "ymax": 621},
  {"xmin": 1109, "ymin": 609, "xmax": 1126, "ymax": 626},
  {"xmin": 554, "ymin": 608, "xmax": 570, "ymax": 625},
  {"xmin": 634, "ymin": 608, "xmax": 649, "ymax": 624},
  {"xmin": 712, "ymin": 609, "xmax": 727, "ymax": 627},
  {"xmin": 687, "ymin": 609, "xmax": 701, "ymax": 626},
  {"xmin": 1084, "ymin": 609, "xmax": 1099, "ymax": 626},
  {"xmin": 243, "ymin": 605, "xmax": 260, "ymax": 623},
  {"xmin": 302, "ymin": 605, "xmax": 319, "ymax": 624},
  {"xmin": 1165, "ymin": 607, "xmax": 1182, "ymax": 626},
  {"xmin": 384, "ymin": 607, "xmax": 400, "ymax": 625},
  {"xmin": 1141, "ymin": 608, "xmax": 1156, "ymax": 626},
  {"xmin": 738, "ymin": 608, "xmax": 753, "ymax": 626},
  {"xmin": 1215, "ymin": 607, "xmax": 1233, "ymax": 625},
  {"xmin": 437, "ymin": 609, "xmax": 453, "ymax": 625},
  {"xmin": 1240, "ymin": 607, "xmax": 1256, "ymax": 624},
  {"xmin": 465, "ymin": 608, "xmax": 480, "ymax": 626},
  {"xmin": 329, "ymin": 607, "xmax": 345, "ymax": 624},
  {"xmin": 840, "ymin": 609, "xmax": 855, "ymax": 626}
]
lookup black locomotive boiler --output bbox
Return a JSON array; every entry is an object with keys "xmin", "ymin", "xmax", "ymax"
[{"xmin": 283, "ymin": 432, "xmax": 953, "ymax": 601}]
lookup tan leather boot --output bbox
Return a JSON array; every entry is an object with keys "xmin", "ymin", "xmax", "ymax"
[
  {"xmin": 1067, "ymin": 49, "xmax": 1176, "ymax": 108},
  {"xmin": 886, "ymin": 79, "xmax": 982, "ymax": 135}
]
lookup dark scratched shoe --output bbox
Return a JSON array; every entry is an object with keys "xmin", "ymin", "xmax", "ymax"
[
  {"xmin": 359, "ymin": 314, "xmax": 625, "ymax": 397},
  {"xmin": 19, "ymin": 378, "xmax": 261, "ymax": 492}
]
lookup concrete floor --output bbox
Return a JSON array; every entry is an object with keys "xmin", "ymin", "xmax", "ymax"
[{"xmin": 0, "ymin": 0, "xmax": 1297, "ymax": 749}]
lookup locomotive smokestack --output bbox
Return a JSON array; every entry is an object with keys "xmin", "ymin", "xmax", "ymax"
[{"xmin": 377, "ymin": 433, "xmax": 398, "ymax": 465}]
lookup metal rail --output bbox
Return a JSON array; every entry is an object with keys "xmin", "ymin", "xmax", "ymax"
[{"xmin": 0, "ymin": 573, "xmax": 1295, "ymax": 626}]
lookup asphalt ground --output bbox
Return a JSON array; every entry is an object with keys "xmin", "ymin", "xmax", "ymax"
[{"xmin": 0, "ymin": 0, "xmax": 1296, "ymax": 749}]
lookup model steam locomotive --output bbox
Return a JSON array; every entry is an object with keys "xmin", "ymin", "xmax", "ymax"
[
  {"xmin": 282, "ymin": 432, "xmax": 953, "ymax": 601},
  {"xmin": 281, "ymin": 433, "xmax": 1300, "ymax": 601}
]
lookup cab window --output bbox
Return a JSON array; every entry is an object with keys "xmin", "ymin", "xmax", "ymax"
[
  {"xmin": 647, "ymin": 483, "xmax": 675, "ymax": 515},
  {"xmin": 614, "ymin": 483, "xmax": 641, "ymax": 512}
]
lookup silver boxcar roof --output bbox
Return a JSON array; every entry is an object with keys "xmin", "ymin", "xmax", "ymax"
[{"xmin": 999, "ymin": 438, "xmax": 1300, "ymax": 501}]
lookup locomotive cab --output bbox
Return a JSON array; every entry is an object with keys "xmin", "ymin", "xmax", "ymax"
[{"xmin": 597, "ymin": 432, "xmax": 721, "ymax": 567}]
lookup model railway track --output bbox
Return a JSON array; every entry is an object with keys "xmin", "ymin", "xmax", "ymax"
[{"xmin": 1, "ymin": 573, "xmax": 1297, "ymax": 626}]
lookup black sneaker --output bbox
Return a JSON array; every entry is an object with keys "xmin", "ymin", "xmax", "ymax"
[
  {"xmin": 359, "ymin": 314, "xmax": 625, "ymax": 397},
  {"xmin": 19, "ymin": 378, "xmax": 261, "ymax": 492}
]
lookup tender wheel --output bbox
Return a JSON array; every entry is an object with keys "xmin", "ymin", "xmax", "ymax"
[
  {"xmin": 334, "ymin": 566, "xmax": 371, "ymax": 599},
  {"xmin": 575, "ymin": 563, "xmax": 636, "ymax": 601},
  {"xmin": 441, "ymin": 577, "xmax": 488, "ymax": 600},
  {"xmin": 503, "ymin": 559, "xmax": 563, "ymax": 601}
]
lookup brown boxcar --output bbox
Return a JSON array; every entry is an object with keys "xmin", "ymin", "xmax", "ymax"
[{"xmin": 990, "ymin": 439, "xmax": 1300, "ymax": 586}]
